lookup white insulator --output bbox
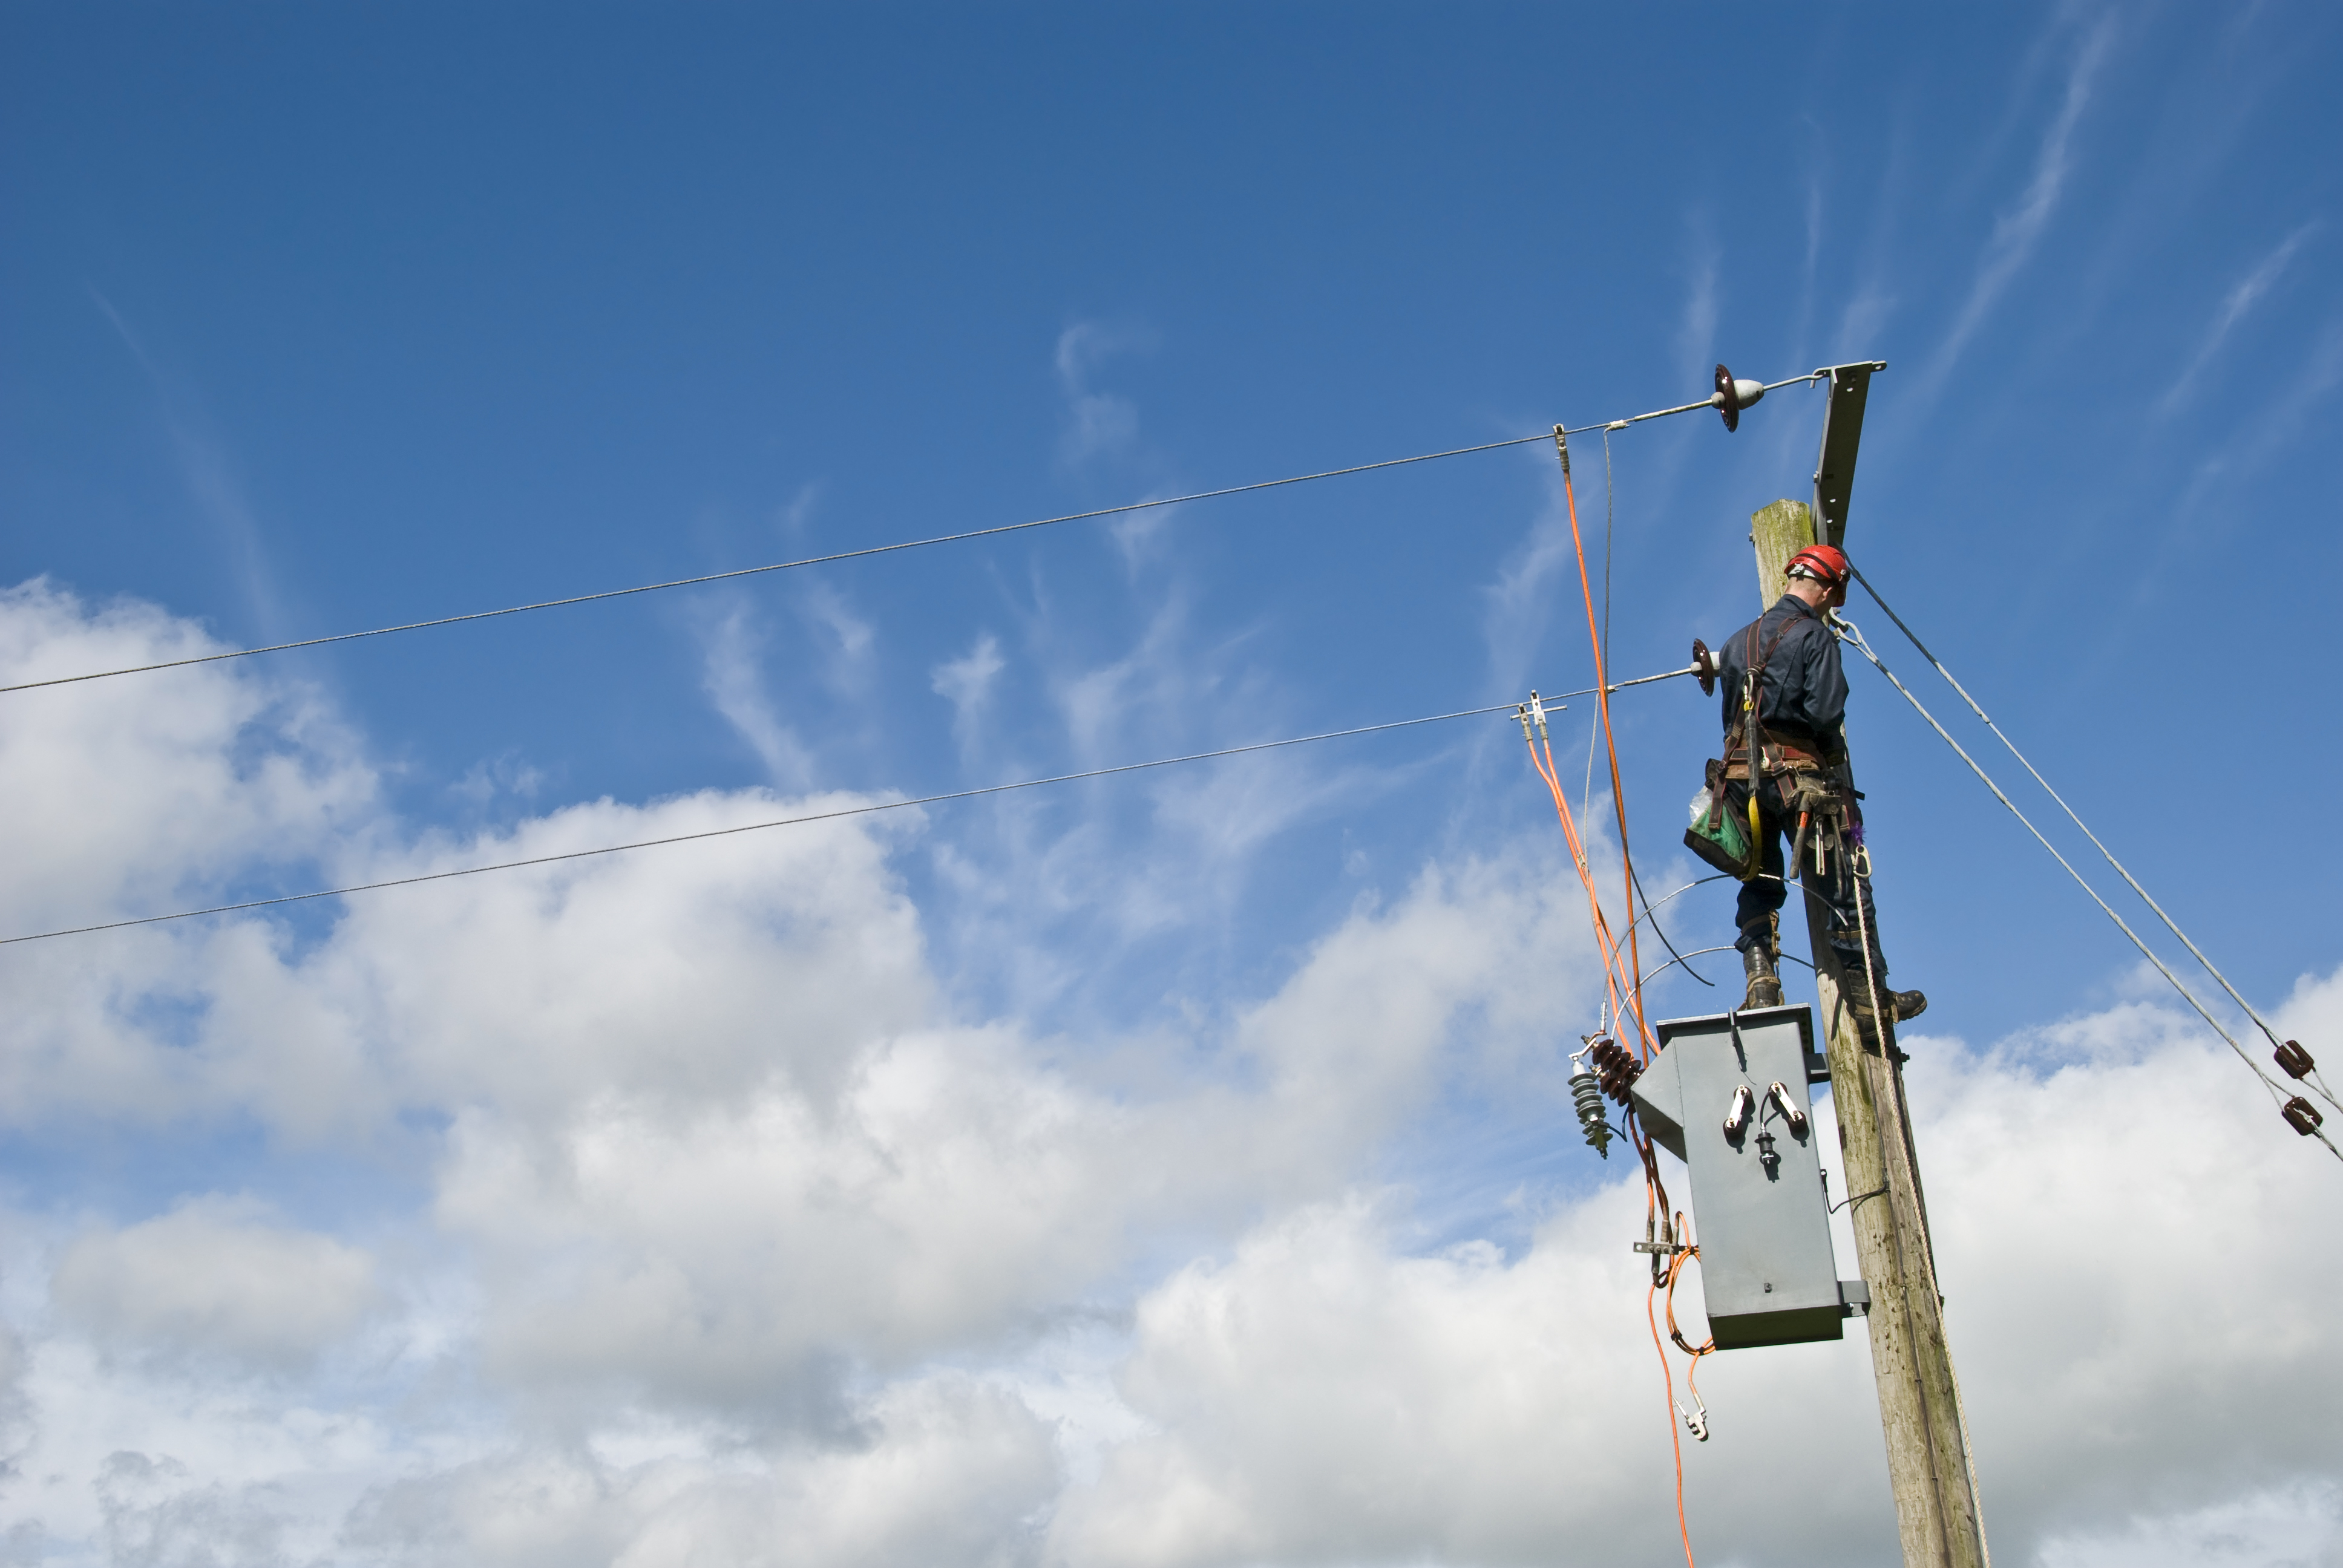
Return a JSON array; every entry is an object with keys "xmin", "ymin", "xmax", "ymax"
[
  {"xmin": 1723, "ymin": 1083, "xmax": 1754, "ymax": 1138},
  {"xmin": 1732, "ymin": 378, "xmax": 1766, "ymax": 408},
  {"xmin": 1766, "ymin": 1080, "xmax": 1809, "ymax": 1137}
]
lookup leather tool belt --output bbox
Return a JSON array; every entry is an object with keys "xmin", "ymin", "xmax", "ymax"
[{"xmin": 1723, "ymin": 734, "xmax": 1825, "ymax": 781}]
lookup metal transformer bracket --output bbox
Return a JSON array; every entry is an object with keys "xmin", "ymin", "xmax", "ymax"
[{"xmin": 1631, "ymin": 1004, "xmax": 1849, "ymax": 1350}]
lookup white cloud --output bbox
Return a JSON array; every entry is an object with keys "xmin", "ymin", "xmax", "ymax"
[
  {"xmin": 342, "ymin": 1374, "xmax": 1058, "ymax": 1568},
  {"xmin": 51, "ymin": 1198, "xmax": 381, "ymax": 1373},
  {"xmin": 0, "ymin": 580, "xmax": 374, "ymax": 933},
  {"xmin": 0, "ymin": 583, "xmax": 2336, "ymax": 1568},
  {"xmin": 1047, "ymin": 1192, "xmax": 1671, "ymax": 1568},
  {"xmin": 434, "ymin": 1028, "xmax": 1137, "ymax": 1416},
  {"xmin": 1046, "ymin": 1001, "xmax": 2343, "ymax": 1568},
  {"xmin": 94, "ymin": 1449, "xmax": 292, "ymax": 1567},
  {"xmin": 2036, "ymin": 1481, "xmax": 2342, "ymax": 1568}
]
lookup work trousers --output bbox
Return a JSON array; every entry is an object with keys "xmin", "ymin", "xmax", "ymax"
[{"xmin": 1726, "ymin": 772, "xmax": 1887, "ymax": 972}]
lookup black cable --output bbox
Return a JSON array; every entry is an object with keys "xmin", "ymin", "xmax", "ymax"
[
  {"xmin": 1830, "ymin": 1185, "xmax": 1889, "ymax": 1215},
  {"xmin": 1630, "ymin": 860, "xmax": 1712, "ymax": 987}
]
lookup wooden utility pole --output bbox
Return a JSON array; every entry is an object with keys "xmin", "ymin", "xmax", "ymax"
[{"xmin": 1750, "ymin": 497, "xmax": 1988, "ymax": 1568}]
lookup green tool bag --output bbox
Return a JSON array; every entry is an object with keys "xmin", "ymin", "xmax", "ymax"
[{"xmin": 1683, "ymin": 758, "xmax": 1757, "ymax": 879}]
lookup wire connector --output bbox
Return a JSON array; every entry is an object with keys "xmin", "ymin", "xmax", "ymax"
[{"xmin": 1552, "ymin": 425, "xmax": 1571, "ymax": 474}]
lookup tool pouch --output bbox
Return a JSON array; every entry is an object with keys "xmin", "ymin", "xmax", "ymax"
[
  {"xmin": 1684, "ymin": 759, "xmax": 1754, "ymax": 878},
  {"xmin": 1786, "ymin": 772, "xmax": 1845, "ymax": 876},
  {"xmin": 1786, "ymin": 772, "xmax": 1840, "ymax": 817}
]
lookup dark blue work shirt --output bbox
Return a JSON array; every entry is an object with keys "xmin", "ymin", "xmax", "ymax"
[{"xmin": 1715, "ymin": 593, "xmax": 1848, "ymax": 751}]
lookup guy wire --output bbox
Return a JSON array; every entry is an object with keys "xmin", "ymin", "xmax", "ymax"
[
  {"xmin": 1832, "ymin": 613, "xmax": 2341, "ymax": 1163},
  {"xmin": 1849, "ymin": 563, "xmax": 2324, "ymax": 1099}
]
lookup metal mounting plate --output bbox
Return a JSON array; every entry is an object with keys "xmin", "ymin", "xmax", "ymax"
[{"xmin": 1811, "ymin": 361, "xmax": 1887, "ymax": 549}]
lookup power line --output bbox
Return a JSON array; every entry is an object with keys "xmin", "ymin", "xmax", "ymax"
[
  {"xmin": 5, "ymin": 436, "xmax": 1549, "ymax": 695},
  {"xmin": 0, "ymin": 667, "xmax": 1694, "ymax": 949},
  {"xmin": 4, "ymin": 368, "xmax": 1838, "ymax": 697}
]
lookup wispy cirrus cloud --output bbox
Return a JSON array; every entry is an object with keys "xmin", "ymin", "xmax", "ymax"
[
  {"xmin": 1916, "ymin": 16, "xmax": 2115, "ymax": 403},
  {"xmin": 2154, "ymin": 312, "xmax": 2343, "ymax": 555},
  {"xmin": 931, "ymin": 630, "xmax": 1006, "ymax": 756},
  {"xmin": 1673, "ymin": 214, "xmax": 1720, "ymax": 377},
  {"xmin": 696, "ymin": 603, "xmax": 815, "ymax": 789},
  {"xmin": 1055, "ymin": 322, "xmax": 1153, "ymax": 469},
  {"xmin": 88, "ymin": 291, "xmax": 290, "ymax": 642},
  {"xmin": 2155, "ymin": 223, "xmax": 2318, "ymax": 416}
]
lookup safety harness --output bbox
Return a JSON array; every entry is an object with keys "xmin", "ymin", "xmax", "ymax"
[{"xmin": 1686, "ymin": 612, "xmax": 1846, "ymax": 884}]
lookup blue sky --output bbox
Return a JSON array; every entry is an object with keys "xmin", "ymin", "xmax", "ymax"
[{"xmin": 1, "ymin": 5, "xmax": 2338, "ymax": 1566}]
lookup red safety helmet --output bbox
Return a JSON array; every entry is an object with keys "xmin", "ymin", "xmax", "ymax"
[{"xmin": 1784, "ymin": 543, "xmax": 1851, "ymax": 606}]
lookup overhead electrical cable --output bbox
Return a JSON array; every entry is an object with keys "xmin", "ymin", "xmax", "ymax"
[
  {"xmin": 1849, "ymin": 563, "xmax": 2336, "ymax": 1116},
  {"xmin": 0, "ymin": 665, "xmax": 1699, "ymax": 949},
  {"xmin": 3, "ymin": 370, "xmax": 1830, "ymax": 697},
  {"xmin": 1595, "ymin": 426, "xmax": 1709, "ymax": 988},
  {"xmin": 1832, "ymin": 612, "xmax": 2340, "ymax": 1164}
]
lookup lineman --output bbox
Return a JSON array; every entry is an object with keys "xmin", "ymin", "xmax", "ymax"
[{"xmin": 1706, "ymin": 544, "xmax": 1925, "ymax": 1027}]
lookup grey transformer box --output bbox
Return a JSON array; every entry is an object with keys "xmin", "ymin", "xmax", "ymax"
[{"xmin": 1630, "ymin": 1004, "xmax": 1861, "ymax": 1350}]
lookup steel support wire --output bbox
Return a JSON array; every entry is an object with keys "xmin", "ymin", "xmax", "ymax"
[
  {"xmin": 0, "ymin": 662, "xmax": 1700, "ymax": 949},
  {"xmin": 1, "ymin": 434, "xmax": 1546, "ymax": 694},
  {"xmin": 0, "ymin": 703, "xmax": 1518, "ymax": 946},
  {"xmin": 1832, "ymin": 614, "xmax": 2341, "ymax": 1164},
  {"xmin": 7, "ymin": 366, "xmax": 1838, "ymax": 697},
  {"xmin": 1850, "ymin": 564, "xmax": 2336, "ymax": 1114}
]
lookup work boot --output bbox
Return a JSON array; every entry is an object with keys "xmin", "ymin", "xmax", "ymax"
[
  {"xmin": 1840, "ymin": 961, "xmax": 1926, "ymax": 1025},
  {"xmin": 1741, "ymin": 944, "xmax": 1784, "ymax": 1010}
]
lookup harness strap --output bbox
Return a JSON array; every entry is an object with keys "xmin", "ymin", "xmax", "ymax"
[{"xmin": 1728, "ymin": 612, "xmax": 1806, "ymax": 775}]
